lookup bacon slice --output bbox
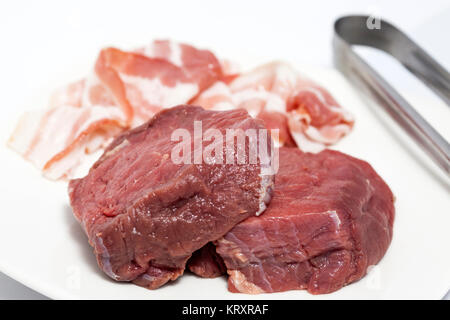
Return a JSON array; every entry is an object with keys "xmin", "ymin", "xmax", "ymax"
[
  {"xmin": 10, "ymin": 42, "xmax": 352, "ymax": 179},
  {"xmin": 137, "ymin": 40, "xmax": 224, "ymax": 89},
  {"xmin": 12, "ymin": 72, "xmax": 126, "ymax": 180},
  {"xmin": 49, "ymin": 74, "xmax": 117, "ymax": 109},
  {"xmin": 96, "ymin": 40, "xmax": 223, "ymax": 126},
  {"xmin": 194, "ymin": 62, "xmax": 297, "ymax": 115},
  {"xmin": 257, "ymin": 110, "xmax": 296, "ymax": 147},
  {"xmin": 9, "ymin": 40, "xmax": 224, "ymax": 180},
  {"xmin": 287, "ymin": 80, "xmax": 354, "ymax": 152},
  {"xmin": 193, "ymin": 62, "xmax": 354, "ymax": 151},
  {"xmin": 49, "ymin": 79, "xmax": 85, "ymax": 108},
  {"xmin": 8, "ymin": 105, "xmax": 127, "ymax": 179}
]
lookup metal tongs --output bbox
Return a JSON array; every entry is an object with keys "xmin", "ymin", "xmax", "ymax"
[{"xmin": 333, "ymin": 15, "xmax": 450, "ymax": 175}]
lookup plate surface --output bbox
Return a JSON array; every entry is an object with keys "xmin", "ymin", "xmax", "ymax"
[{"xmin": 1, "ymin": 60, "xmax": 449, "ymax": 299}]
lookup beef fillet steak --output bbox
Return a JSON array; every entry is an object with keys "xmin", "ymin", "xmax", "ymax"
[
  {"xmin": 190, "ymin": 147, "xmax": 395, "ymax": 294},
  {"xmin": 69, "ymin": 105, "xmax": 274, "ymax": 289}
]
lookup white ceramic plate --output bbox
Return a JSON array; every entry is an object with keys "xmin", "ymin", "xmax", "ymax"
[{"xmin": 1, "ymin": 60, "xmax": 449, "ymax": 299}]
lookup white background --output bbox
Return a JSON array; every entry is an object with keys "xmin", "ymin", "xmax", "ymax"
[{"xmin": 0, "ymin": 0, "xmax": 449, "ymax": 299}]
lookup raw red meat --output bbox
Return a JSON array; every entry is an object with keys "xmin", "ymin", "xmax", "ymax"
[
  {"xmin": 68, "ymin": 105, "xmax": 274, "ymax": 289},
  {"xmin": 187, "ymin": 242, "xmax": 227, "ymax": 278},
  {"xmin": 191, "ymin": 147, "xmax": 394, "ymax": 294}
]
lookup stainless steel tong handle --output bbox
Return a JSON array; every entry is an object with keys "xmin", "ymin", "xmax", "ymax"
[{"xmin": 333, "ymin": 15, "xmax": 450, "ymax": 175}]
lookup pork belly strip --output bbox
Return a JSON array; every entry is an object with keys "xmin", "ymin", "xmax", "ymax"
[
  {"xmin": 190, "ymin": 147, "xmax": 394, "ymax": 294},
  {"xmin": 68, "ymin": 105, "xmax": 274, "ymax": 289}
]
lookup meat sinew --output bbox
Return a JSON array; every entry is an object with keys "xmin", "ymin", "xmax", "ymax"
[
  {"xmin": 210, "ymin": 147, "xmax": 394, "ymax": 294},
  {"xmin": 68, "ymin": 105, "xmax": 274, "ymax": 289}
]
